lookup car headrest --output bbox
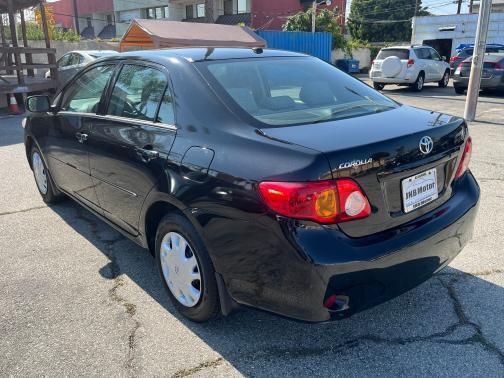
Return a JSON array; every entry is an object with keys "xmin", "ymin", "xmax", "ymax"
[{"xmin": 299, "ymin": 81, "xmax": 336, "ymax": 107}]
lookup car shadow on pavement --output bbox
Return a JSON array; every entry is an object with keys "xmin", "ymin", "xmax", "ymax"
[
  {"xmin": 48, "ymin": 201, "xmax": 504, "ymax": 375},
  {"xmin": 0, "ymin": 115, "xmax": 25, "ymax": 148}
]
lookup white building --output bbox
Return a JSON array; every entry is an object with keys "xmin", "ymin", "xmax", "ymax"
[{"xmin": 411, "ymin": 12, "xmax": 504, "ymax": 58}]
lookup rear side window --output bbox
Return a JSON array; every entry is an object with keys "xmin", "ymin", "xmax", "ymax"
[
  {"xmin": 414, "ymin": 48, "xmax": 430, "ymax": 59},
  {"xmin": 198, "ymin": 57, "xmax": 397, "ymax": 127},
  {"xmin": 57, "ymin": 53, "xmax": 71, "ymax": 67},
  {"xmin": 376, "ymin": 49, "xmax": 410, "ymax": 60},
  {"xmin": 61, "ymin": 64, "xmax": 115, "ymax": 113},
  {"xmin": 157, "ymin": 86, "xmax": 175, "ymax": 125},
  {"xmin": 107, "ymin": 64, "xmax": 167, "ymax": 121}
]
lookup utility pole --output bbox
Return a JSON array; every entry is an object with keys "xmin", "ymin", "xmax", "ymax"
[
  {"xmin": 464, "ymin": 0, "xmax": 492, "ymax": 121},
  {"xmin": 312, "ymin": 1, "xmax": 317, "ymax": 33},
  {"xmin": 411, "ymin": 0, "xmax": 419, "ymax": 44},
  {"xmin": 469, "ymin": 0, "xmax": 474, "ymax": 13},
  {"xmin": 72, "ymin": 0, "xmax": 80, "ymax": 35}
]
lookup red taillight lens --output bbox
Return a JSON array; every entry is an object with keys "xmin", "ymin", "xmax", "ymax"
[
  {"xmin": 258, "ymin": 179, "xmax": 371, "ymax": 224},
  {"xmin": 454, "ymin": 137, "xmax": 472, "ymax": 179},
  {"xmin": 407, "ymin": 59, "xmax": 415, "ymax": 68},
  {"xmin": 450, "ymin": 56, "xmax": 461, "ymax": 62}
]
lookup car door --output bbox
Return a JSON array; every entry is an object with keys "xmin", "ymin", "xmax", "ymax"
[
  {"xmin": 428, "ymin": 48, "xmax": 446, "ymax": 80},
  {"xmin": 87, "ymin": 62, "xmax": 177, "ymax": 235},
  {"xmin": 46, "ymin": 63, "xmax": 116, "ymax": 211},
  {"xmin": 415, "ymin": 48, "xmax": 434, "ymax": 81}
]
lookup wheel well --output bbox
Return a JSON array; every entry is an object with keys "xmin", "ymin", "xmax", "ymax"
[
  {"xmin": 144, "ymin": 201, "xmax": 183, "ymax": 254},
  {"xmin": 25, "ymin": 136, "xmax": 34, "ymax": 168},
  {"xmin": 418, "ymin": 70, "xmax": 425, "ymax": 78}
]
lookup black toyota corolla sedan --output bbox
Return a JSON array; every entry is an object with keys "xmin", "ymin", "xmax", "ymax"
[{"xmin": 24, "ymin": 48, "xmax": 479, "ymax": 323}]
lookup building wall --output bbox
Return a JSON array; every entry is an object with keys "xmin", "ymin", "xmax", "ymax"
[
  {"xmin": 50, "ymin": 0, "xmax": 75, "ymax": 29},
  {"xmin": 412, "ymin": 13, "xmax": 504, "ymax": 56}
]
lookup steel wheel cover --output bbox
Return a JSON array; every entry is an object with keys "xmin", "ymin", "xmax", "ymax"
[
  {"xmin": 160, "ymin": 232, "xmax": 202, "ymax": 307},
  {"xmin": 32, "ymin": 152, "xmax": 48, "ymax": 195}
]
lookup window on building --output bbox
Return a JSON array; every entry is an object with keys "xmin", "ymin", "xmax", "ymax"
[
  {"xmin": 237, "ymin": 0, "xmax": 247, "ymax": 13},
  {"xmin": 224, "ymin": 0, "xmax": 233, "ymax": 14},
  {"xmin": 146, "ymin": 7, "xmax": 166, "ymax": 19},
  {"xmin": 197, "ymin": 4, "xmax": 205, "ymax": 18},
  {"xmin": 186, "ymin": 5, "xmax": 194, "ymax": 19}
]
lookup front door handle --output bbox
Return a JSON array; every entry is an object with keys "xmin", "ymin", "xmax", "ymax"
[
  {"xmin": 137, "ymin": 147, "xmax": 160, "ymax": 162},
  {"xmin": 75, "ymin": 132, "xmax": 88, "ymax": 143}
]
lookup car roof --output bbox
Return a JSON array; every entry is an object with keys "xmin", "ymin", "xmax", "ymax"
[{"xmin": 111, "ymin": 47, "xmax": 309, "ymax": 63}]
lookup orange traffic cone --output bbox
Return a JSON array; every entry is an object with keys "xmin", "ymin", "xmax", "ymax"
[{"xmin": 8, "ymin": 93, "xmax": 21, "ymax": 114}]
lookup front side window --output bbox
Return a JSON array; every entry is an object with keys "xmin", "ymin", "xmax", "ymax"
[
  {"xmin": 198, "ymin": 57, "xmax": 398, "ymax": 127},
  {"xmin": 107, "ymin": 64, "xmax": 167, "ymax": 122},
  {"xmin": 58, "ymin": 53, "xmax": 71, "ymax": 68},
  {"xmin": 61, "ymin": 64, "xmax": 115, "ymax": 113},
  {"xmin": 197, "ymin": 4, "xmax": 205, "ymax": 17}
]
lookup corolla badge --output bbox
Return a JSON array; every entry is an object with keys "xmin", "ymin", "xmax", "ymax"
[
  {"xmin": 338, "ymin": 158, "xmax": 373, "ymax": 169},
  {"xmin": 419, "ymin": 136, "xmax": 434, "ymax": 155}
]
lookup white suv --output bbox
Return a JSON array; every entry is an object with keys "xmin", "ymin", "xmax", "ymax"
[{"xmin": 370, "ymin": 46, "xmax": 450, "ymax": 91}]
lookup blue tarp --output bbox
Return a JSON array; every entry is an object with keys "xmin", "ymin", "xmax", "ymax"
[{"xmin": 455, "ymin": 43, "xmax": 504, "ymax": 52}]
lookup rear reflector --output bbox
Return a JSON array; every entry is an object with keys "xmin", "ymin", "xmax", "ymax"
[
  {"xmin": 454, "ymin": 137, "xmax": 472, "ymax": 180},
  {"xmin": 258, "ymin": 179, "xmax": 371, "ymax": 224}
]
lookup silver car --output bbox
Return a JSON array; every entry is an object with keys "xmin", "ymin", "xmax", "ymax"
[
  {"xmin": 453, "ymin": 53, "xmax": 504, "ymax": 94},
  {"xmin": 46, "ymin": 50, "xmax": 118, "ymax": 87}
]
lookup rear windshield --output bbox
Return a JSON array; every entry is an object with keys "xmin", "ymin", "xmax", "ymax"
[
  {"xmin": 376, "ymin": 49, "xmax": 410, "ymax": 60},
  {"xmin": 197, "ymin": 57, "xmax": 398, "ymax": 127}
]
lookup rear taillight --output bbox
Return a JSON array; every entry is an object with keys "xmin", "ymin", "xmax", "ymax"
[
  {"xmin": 407, "ymin": 59, "xmax": 415, "ymax": 68},
  {"xmin": 487, "ymin": 62, "xmax": 504, "ymax": 70},
  {"xmin": 450, "ymin": 56, "xmax": 461, "ymax": 62},
  {"xmin": 258, "ymin": 179, "xmax": 371, "ymax": 224},
  {"xmin": 454, "ymin": 137, "xmax": 472, "ymax": 180}
]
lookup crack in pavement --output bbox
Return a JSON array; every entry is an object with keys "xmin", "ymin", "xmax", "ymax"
[
  {"xmin": 170, "ymin": 358, "xmax": 224, "ymax": 378},
  {"xmin": 0, "ymin": 205, "xmax": 46, "ymax": 217},
  {"xmin": 74, "ymin": 209, "xmax": 142, "ymax": 375}
]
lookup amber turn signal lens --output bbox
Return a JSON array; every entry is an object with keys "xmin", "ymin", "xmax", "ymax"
[{"xmin": 315, "ymin": 189, "xmax": 337, "ymax": 218}]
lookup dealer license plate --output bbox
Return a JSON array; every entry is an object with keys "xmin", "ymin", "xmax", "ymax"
[{"xmin": 401, "ymin": 168, "xmax": 438, "ymax": 213}]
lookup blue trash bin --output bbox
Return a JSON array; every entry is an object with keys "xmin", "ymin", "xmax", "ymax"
[{"xmin": 335, "ymin": 59, "xmax": 360, "ymax": 73}]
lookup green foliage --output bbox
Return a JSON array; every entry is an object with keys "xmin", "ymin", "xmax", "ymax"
[
  {"xmin": 3, "ymin": 22, "xmax": 81, "ymax": 42},
  {"xmin": 283, "ymin": 8, "xmax": 346, "ymax": 49},
  {"xmin": 348, "ymin": 0, "xmax": 430, "ymax": 42}
]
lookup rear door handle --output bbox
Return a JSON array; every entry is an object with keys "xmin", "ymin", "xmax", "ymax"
[
  {"xmin": 75, "ymin": 132, "xmax": 88, "ymax": 143},
  {"xmin": 137, "ymin": 147, "xmax": 160, "ymax": 162}
]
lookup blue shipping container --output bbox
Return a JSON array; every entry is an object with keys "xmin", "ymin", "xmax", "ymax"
[{"xmin": 256, "ymin": 31, "xmax": 332, "ymax": 62}]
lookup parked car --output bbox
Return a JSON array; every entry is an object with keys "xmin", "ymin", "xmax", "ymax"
[
  {"xmin": 46, "ymin": 50, "xmax": 118, "ymax": 86},
  {"xmin": 370, "ymin": 45, "xmax": 450, "ymax": 92},
  {"xmin": 453, "ymin": 53, "xmax": 504, "ymax": 94},
  {"xmin": 25, "ymin": 48, "xmax": 479, "ymax": 323},
  {"xmin": 449, "ymin": 44, "xmax": 504, "ymax": 75}
]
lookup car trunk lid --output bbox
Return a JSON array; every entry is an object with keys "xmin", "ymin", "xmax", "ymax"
[{"xmin": 258, "ymin": 105, "xmax": 467, "ymax": 237}]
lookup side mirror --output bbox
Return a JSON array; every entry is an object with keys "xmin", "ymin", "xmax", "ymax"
[
  {"xmin": 442, "ymin": 56, "xmax": 447, "ymax": 61},
  {"xmin": 26, "ymin": 95, "xmax": 51, "ymax": 113}
]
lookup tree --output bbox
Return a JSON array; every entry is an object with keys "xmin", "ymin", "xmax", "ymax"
[
  {"xmin": 348, "ymin": 0, "xmax": 430, "ymax": 42},
  {"xmin": 283, "ymin": 8, "xmax": 346, "ymax": 49}
]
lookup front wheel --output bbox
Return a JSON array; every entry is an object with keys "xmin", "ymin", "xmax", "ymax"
[
  {"xmin": 30, "ymin": 146, "xmax": 64, "ymax": 204},
  {"xmin": 438, "ymin": 71, "xmax": 450, "ymax": 88},
  {"xmin": 373, "ymin": 82, "xmax": 385, "ymax": 90},
  {"xmin": 155, "ymin": 213, "xmax": 220, "ymax": 322},
  {"xmin": 412, "ymin": 73, "xmax": 424, "ymax": 92}
]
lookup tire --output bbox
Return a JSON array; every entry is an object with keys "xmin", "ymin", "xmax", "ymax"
[
  {"xmin": 454, "ymin": 86, "xmax": 465, "ymax": 94},
  {"xmin": 373, "ymin": 83, "xmax": 385, "ymax": 90},
  {"xmin": 412, "ymin": 72, "xmax": 424, "ymax": 92},
  {"xmin": 30, "ymin": 146, "xmax": 64, "ymax": 204},
  {"xmin": 438, "ymin": 70, "xmax": 450, "ymax": 88},
  {"xmin": 155, "ymin": 213, "xmax": 220, "ymax": 322}
]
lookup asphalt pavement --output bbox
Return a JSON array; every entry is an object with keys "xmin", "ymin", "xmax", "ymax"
[{"xmin": 1, "ymin": 80, "xmax": 503, "ymax": 377}]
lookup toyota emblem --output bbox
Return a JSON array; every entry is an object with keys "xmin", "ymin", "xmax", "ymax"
[{"xmin": 419, "ymin": 136, "xmax": 434, "ymax": 155}]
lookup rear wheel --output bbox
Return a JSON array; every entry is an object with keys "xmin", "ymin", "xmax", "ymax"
[
  {"xmin": 30, "ymin": 146, "xmax": 64, "ymax": 204},
  {"xmin": 412, "ymin": 73, "xmax": 424, "ymax": 92},
  {"xmin": 454, "ymin": 86, "xmax": 465, "ymax": 94},
  {"xmin": 373, "ymin": 83, "xmax": 385, "ymax": 90},
  {"xmin": 438, "ymin": 70, "xmax": 450, "ymax": 88},
  {"xmin": 155, "ymin": 213, "xmax": 220, "ymax": 322}
]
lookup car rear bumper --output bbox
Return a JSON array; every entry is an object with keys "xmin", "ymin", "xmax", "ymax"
[
  {"xmin": 224, "ymin": 172, "xmax": 479, "ymax": 322},
  {"xmin": 454, "ymin": 73, "xmax": 504, "ymax": 89}
]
